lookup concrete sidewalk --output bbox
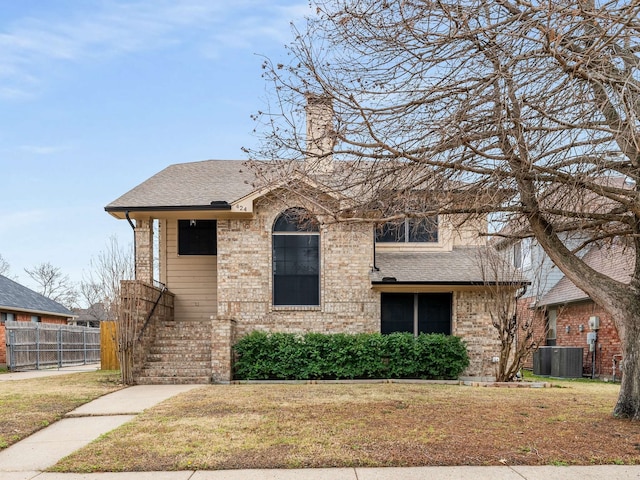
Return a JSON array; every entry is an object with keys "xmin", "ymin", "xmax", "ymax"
[
  {"xmin": 0, "ymin": 363, "xmax": 101, "ymax": 381},
  {"xmin": 1, "ymin": 372, "xmax": 639, "ymax": 480},
  {"xmin": 0, "ymin": 384, "xmax": 201, "ymax": 480},
  {"xmin": 5, "ymin": 465, "xmax": 640, "ymax": 480}
]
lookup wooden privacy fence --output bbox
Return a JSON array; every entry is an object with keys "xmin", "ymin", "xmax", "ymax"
[
  {"xmin": 100, "ymin": 321, "xmax": 120, "ymax": 370},
  {"xmin": 5, "ymin": 321, "xmax": 100, "ymax": 371}
]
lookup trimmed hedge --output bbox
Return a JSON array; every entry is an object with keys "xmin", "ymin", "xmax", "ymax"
[{"xmin": 233, "ymin": 331, "xmax": 469, "ymax": 380}]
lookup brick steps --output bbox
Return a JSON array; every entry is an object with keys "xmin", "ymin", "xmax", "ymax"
[
  {"xmin": 137, "ymin": 320, "xmax": 212, "ymax": 385},
  {"xmin": 136, "ymin": 375, "xmax": 211, "ymax": 385}
]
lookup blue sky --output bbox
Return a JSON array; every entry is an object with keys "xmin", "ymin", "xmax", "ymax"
[{"xmin": 0, "ymin": 0, "xmax": 310, "ymax": 293}]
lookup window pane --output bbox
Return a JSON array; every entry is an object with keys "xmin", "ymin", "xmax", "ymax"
[
  {"xmin": 547, "ymin": 309, "xmax": 557, "ymax": 340},
  {"xmin": 178, "ymin": 220, "xmax": 217, "ymax": 255},
  {"xmin": 273, "ymin": 208, "xmax": 319, "ymax": 232},
  {"xmin": 380, "ymin": 293, "xmax": 414, "ymax": 334},
  {"xmin": 273, "ymin": 234, "xmax": 320, "ymax": 305},
  {"xmin": 408, "ymin": 217, "xmax": 438, "ymax": 242},
  {"xmin": 375, "ymin": 222, "xmax": 405, "ymax": 243},
  {"xmin": 417, "ymin": 293, "xmax": 451, "ymax": 334}
]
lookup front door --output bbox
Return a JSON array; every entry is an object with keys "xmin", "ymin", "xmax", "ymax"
[{"xmin": 381, "ymin": 292, "xmax": 452, "ymax": 335}]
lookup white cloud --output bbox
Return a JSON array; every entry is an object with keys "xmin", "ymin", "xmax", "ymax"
[
  {"xmin": 18, "ymin": 145, "xmax": 69, "ymax": 155},
  {"xmin": 0, "ymin": 0, "xmax": 312, "ymax": 100}
]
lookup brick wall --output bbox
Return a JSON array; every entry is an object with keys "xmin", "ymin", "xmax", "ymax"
[
  {"xmin": 523, "ymin": 299, "xmax": 621, "ymax": 379},
  {"xmin": 454, "ymin": 290, "xmax": 502, "ymax": 379},
  {"xmin": 212, "ymin": 196, "xmax": 499, "ymax": 382},
  {"xmin": 216, "ymin": 197, "xmax": 379, "ymax": 335},
  {"xmin": 552, "ymin": 301, "xmax": 621, "ymax": 379},
  {"xmin": 119, "ymin": 280, "xmax": 175, "ymax": 381}
]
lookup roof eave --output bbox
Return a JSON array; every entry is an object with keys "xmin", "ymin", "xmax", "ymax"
[
  {"xmin": 105, "ymin": 203, "xmax": 232, "ymax": 219},
  {"xmin": 0, "ymin": 305, "xmax": 76, "ymax": 318}
]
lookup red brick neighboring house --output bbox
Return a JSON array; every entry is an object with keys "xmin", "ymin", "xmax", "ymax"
[
  {"xmin": 535, "ymin": 244, "xmax": 630, "ymax": 380},
  {"xmin": 0, "ymin": 274, "xmax": 74, "ymax": 366}
]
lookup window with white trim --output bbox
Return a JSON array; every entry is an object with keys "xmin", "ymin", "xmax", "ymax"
[
  {"xmin": 376, "ymin": 217, "xmax": 438, "ymax": 243},
  {"xmin": 272, "ymin": 208, "xmax": 320, "ymax": 306}
]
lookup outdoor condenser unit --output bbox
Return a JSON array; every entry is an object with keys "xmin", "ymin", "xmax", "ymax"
[{"xmin": 550, "ymin": 347, "xmax": 583, "ymax": 378}]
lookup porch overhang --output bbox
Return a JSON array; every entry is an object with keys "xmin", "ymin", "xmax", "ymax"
[{"xmin": 105, "ymin": 202, "xmax": 245, "ymax": 220}]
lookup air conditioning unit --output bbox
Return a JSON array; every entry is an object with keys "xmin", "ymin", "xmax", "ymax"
[
  {"xmin": 551, "ymin": 347, "xmax": 584, "ymax": 378},
  {"xmin": 533, "ymin": 347, "xmax": 553, "ymax": 376}
]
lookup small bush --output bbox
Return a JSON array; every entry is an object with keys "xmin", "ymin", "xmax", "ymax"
[{"xmin": 233, "ymin": 331, "xmax": 469, "ymax": 380}]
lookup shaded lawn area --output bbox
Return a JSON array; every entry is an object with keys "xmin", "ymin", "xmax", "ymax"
[
  {"xmin": 0, "ymin": 371, "xmax": 122, "ymax": 449},
  {"xmin": 52, "ymin": 381, "xmax": 640, "ymax": 472}
]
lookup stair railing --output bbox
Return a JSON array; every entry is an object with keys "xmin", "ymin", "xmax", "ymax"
[{"xmin": 137, "ymin": 281, "xmax": 168, "ymax": 343}]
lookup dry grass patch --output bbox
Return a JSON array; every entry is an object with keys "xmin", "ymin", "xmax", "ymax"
[
  {"xmin": 52, "ymin": 380, "xmax": 640, "ymax": 472},
  {"xmin": 0, "ymin": 371, "xmax": 122, "ymax": 449}
]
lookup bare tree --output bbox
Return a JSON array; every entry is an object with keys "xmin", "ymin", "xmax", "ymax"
[
  {"xmin": 80, "ymin": 236, "xmax": 134, "ymax": 321},
  {"xmin": 249, "ymin": 0, "xmax": 640, "ymax": 418},
  {"xmin": 0, "ymin": 254, "xmax": 11, "ymax": 277},
  {"xmin": 24, "ymin": 262, "xmax": 78, "ymax": 309},
  {"xmin": 477, "ymin": 247, "xmax": 542, "ymax": 382},
  {"xmin": 81, "ymin": 236, "xmax": 135, "ymax": 384}
]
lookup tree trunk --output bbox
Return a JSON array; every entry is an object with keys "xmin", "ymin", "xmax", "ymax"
[{"xmin": 614, "ymin": 306, "xmax": 640, "ymax": 419}]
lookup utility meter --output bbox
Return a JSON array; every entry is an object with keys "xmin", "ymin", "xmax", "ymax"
[
  {"xmin": 587, "ymin": 331, "xmax": 597, "ymax": 352},
  {"xmin": 588, "ymin": 316, "xmax": 600, "ymax": 331}
]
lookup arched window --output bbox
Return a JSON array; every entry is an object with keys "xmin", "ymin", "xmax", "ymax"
[{"xmin": 272, "ymin": 208, "xmax": 320, "ymax": 306}]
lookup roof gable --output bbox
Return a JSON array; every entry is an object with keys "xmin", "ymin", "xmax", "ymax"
[{"xmin": 0, "ymin": 275, "xmax": 74, "ymax": 317}]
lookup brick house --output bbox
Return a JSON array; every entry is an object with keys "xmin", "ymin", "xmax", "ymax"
[
  {"xmin": 534, "ymin": 244, "xmax": 628, "ymax": 380},
  {"xmin": 105, "ymin": 102, "xmax": 515, "ymax": 384},
  {"xmin": 0, "ymin": 274, "xmax": 74, "ymax": 366}
]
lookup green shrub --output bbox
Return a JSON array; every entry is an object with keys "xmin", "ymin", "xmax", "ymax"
[{"xmin": 233, "ymin": 331, "xmax": 469, "ymax": 380}]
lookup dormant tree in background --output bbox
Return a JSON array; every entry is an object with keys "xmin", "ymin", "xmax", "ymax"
[
  {"xmin": 0, "ymin": 254, "xmax": 10, "ymax": 277},
  {"xmin": 81, "ymin": 236, "xmax": 135, "ymax": 384},
  {"xmin": 24, "ymin": 262, "xmax": 78, "ymax": 309},
  {"xmin": 0, "ymin": 254, "xmax": 19, "ymax": 281},
  {"xmin": 249, "ymin": 0, "xmax": 640, "ymax": 418},
  {"xmin": 477, "ymin": 247, "xmax": 541, "ymax": 382},
  {"xmin": 80, "ymin": 236, "xmax": 133, "ymax": 321}
]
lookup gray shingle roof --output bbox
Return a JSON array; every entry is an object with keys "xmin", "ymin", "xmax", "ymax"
[
  {"xmin": 0, "ymin": 275, "xmax": 74, "ymax": 317},
  {"xmin": 105, "ymin": 160, "xmax": 257, "ymax": 210},
  {"xmin": 538, "ymin": 243, "xmax": 633, "ymax": 307},
  {"xmin": 371, "ymin": 247, "xmax": 524, "ymax": 284}
]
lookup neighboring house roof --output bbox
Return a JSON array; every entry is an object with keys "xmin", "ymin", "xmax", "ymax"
[
  {"xmin": 105, "ymin": 160, "xmax": 256, "ymax": 212},
  {"xmin": 73, "ymin": 302, "xmax": 109, "ymax": 322},
  {"xmin": 493, "ymin": 175, "xmax": 633, "ymax": 249},
  {"xmin": 0, "ymin": 275, "xmax": 74, "ymax": 318},
  {"xmin": 537, "ymin": 243, "xmax": 634, "ymax": 307},
  {"xmin": 371, "ymin": 247, "xmax": 525, "ymax": 285}
]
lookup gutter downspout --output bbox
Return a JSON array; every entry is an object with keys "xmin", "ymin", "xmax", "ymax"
[
  {"xmin": 372, "ymin": 225, "xmax": 379, "ymax": 272},
  {"xmin": 125, "ymin": 211, "xmax": 136, "ymax": 279}
]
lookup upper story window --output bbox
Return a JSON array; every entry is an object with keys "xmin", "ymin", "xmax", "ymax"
[
  {"xmin": 178, "ymin": 220, "xmax": 217, "ymax": 255},
  {"xmin": 513, "ymin": 238, "xmax": 532, "ymax": 269},
  {"xmin": 272, "ymin": 208, "xmax": 320, "ymax": 306},
  {"xmin": 376, "ymin": 217, "xmax": 438, "ymax": 243}
]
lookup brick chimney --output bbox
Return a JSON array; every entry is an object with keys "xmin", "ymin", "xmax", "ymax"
[{"xmin": 305, "ymin": 93, "xmax": 335, "ymax": 173}]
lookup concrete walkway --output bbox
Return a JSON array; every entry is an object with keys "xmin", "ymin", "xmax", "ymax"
[
  {"xmin": 0, "ymin": 364, "xmax": 101, "ymax": 381},
  {"xmin": 1, "ymin": 368, "xmax": 639, "ymax": 480}
]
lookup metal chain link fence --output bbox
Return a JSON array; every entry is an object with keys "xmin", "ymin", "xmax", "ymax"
[{"xmin": 5, "ymin": 321, "xmax": 100, "ymax": 371}]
